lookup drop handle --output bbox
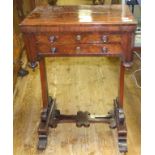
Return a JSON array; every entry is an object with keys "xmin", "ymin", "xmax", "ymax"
[
  {"xmin": 102, "ymin": 47, "xmax": 108, "ymax": 53},
  {"xmin": 49, "ymin": 35, "xmax": 55, "ymax": 43},
  {"xmin": 102, "ymin": 35, "xmax": 108, "ymax": 43},
  {"xmin": 76, "ymin": 35, "xmax": 81, "ymax": 41},
  {"xmin": 51, "ymin": 47, "xmax": 57, "ymax": 54}
]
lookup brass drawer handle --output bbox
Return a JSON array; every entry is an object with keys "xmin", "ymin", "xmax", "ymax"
[
  {"xmin": 102, "ymin": 47, "xmax": 108, "ymax": 53},
  {"xmin": 76, "ymin": 46, "xmax": 81, "ymax": 53},
  {"xmin": 76, "ymin": 35, "xmax": 81, "ymax": 41},
  {"xmin": 49, "ymin": 35, "xmax": 56, "ymax": 43},
  {"xmin": 102, "ymin": 35, "xmax": 108, "ymax": 43},
  {"xmin": 51, "ymin": 47, "xmax": 57, "ymax": 54}
]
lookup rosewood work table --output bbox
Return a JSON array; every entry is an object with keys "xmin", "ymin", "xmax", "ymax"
[{"xmin": 20, "ymin": 5, "xmax": 137, "ymax": 153}]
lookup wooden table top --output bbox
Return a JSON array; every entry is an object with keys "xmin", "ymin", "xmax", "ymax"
[{"xmin": 20, "ymin": 5, "xmax": 137, "ymax": 26}]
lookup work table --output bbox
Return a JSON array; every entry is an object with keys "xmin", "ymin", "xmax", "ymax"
[{"xmin": 20, "ymin": 4, "xmax": 137, "ymax": 153}]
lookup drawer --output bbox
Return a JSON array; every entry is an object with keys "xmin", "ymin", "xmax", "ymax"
[
  {"xmin": 35, "ymin": 33, "xmax": 121, "ymax": 44},
  {"xmin": 37, "ymin": 43, "xmax": 122, "ymax": 56}
]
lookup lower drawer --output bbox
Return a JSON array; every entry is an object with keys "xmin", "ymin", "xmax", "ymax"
[{"xmin": 37, "ymin": 43, "xmax": 122, "ymax": 56}]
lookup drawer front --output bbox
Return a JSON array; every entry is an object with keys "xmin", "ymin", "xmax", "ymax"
[
  {"xmin": 35, "ymin": 33, "xmax": 121, "ymax": 44},
  {"xmin": 37, "ymin": 43, "xmax": 122, "ymax": 56}
]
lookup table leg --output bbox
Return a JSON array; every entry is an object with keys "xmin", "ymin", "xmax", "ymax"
[
  {"xmin": 38, "ymin": 57, "xmax": 50, "ymax": 150},
  {"xmin": 115, "ymin": 61, "xmax": 127, "ymax": 152},
  {"xmin": 118, "ymin": 61, "xmax": 125, "ymax": 108},
  {"xmin": 39, "ymin": 58, "xmax": 49, "ymax": 109}
]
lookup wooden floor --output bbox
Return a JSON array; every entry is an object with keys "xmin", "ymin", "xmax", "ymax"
[{"xmin": 13, "ymin": 1, "xmax": 140, "ymax": 155}]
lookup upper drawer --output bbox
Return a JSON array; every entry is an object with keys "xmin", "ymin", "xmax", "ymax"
[{"xmin": 35, "ymin": 33, "xmax": 121, "ymax": 44}]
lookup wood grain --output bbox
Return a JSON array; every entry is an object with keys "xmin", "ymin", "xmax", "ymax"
[
  {"xmin": 20, "ymin": 5, "xmax": 137, "ymax": 26},
  {"xmin": 35, "ymin": 33, "xmax": 121, "ymax": 44},
  {"xmin": 37, "ymin": 43, "xmax": 122, "ymax": 56}
]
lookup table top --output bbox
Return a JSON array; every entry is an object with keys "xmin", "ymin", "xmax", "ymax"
[{"xmin": 20, "ymin": 5, "xmax": 137, "ymax": 26}]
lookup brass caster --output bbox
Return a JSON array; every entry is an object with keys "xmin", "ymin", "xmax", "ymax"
[{"xmin": 28, "ymin": 62, "xmax": 38, "ymax": 69}]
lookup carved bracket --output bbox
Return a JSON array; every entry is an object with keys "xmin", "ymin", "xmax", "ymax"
[
  {"xmin": 114, "ymin": 98, "xmax": 128, "ymax": 153},
  {"xmin": 37, "ymin": 96, "xmax": 128, "ymax": 153},
  {"xmin": 76, "ymin": 111, "xmax": 90, "ymax": 127}
]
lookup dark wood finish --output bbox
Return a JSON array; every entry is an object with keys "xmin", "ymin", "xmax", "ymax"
[
  {"xmin": 35, "ymin": 33, "xmax": 121, "ymax": 44},
  {"xmin": 37, "ymin": 96, "xmax": 127, "ymax": 152},
  {"xmin": 20, "ymin": 5, "xmax": 137, "ymax": 66},
  {"xmin": 48, "ymin": 0, "xmax": 57, "ymax": 5},
  {"xmin": 93, "ymin": 0, "xmax": 120, "ymax": 5},
  {"xmin": 14, "ymin": 0, "xmax": 25, "ymax": 20},
  {"xmin": 93, "ymin": 0, "xmax": 105, "ymax": 5},
  {"xmin": 22, "ymin": 34, "xmax": 37, "ymax": 64},
  {"xmin": 20, "ymin": 5, "xmax": 137, "ymax": 153},
  {"xmin": 14, "ymin": 0, "xmax": 38, "ymax": 88},
  {"xmin": 20, "ymin": 5, "xmax": 137, "ymax": 26},
  {"xmin": 118, "ymin": 62, "xmax": 125, "ymax": 108},
  {"xmin": 39, "ymin": 58, "xmax": 49, "ymax": 108},
  {"xmin": 29, "ymin": 0, "xmax": 36, "ymax": 10},
  {"xmin": 37, "ymin": 43, "xmax": 122, "ymax": 56},
  {"xmin": 113, "ymin": 98, "xmax": 127, "ymax": 152},
  {"xmin": 121, "ymin": 32, "xmax": 135, "ymax": 66},
  {"xmin": 132, "ymin": 46, "xmax": 141, "ymax": 52}
]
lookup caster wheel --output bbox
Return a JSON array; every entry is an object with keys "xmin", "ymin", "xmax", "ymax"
[
  {"xmin": 29, "ymin": 62, "xmax": 38, "ymax": 69},
  {"xmin": 76, "ymin": 123, "xmax": 82, "ymax": 128}
]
